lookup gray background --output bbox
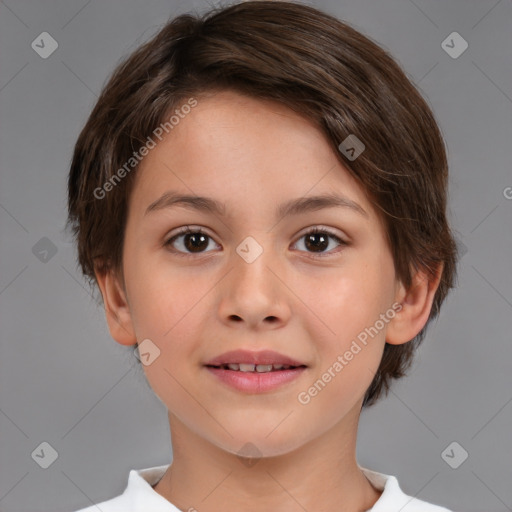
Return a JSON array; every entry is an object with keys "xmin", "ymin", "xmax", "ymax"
[{"xmin": 0, "ymin": 0, "xmax": 511, "ymax": 511}]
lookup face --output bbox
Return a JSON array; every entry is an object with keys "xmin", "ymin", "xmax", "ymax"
[{"xmin": 110, "ymin": 90, "xmax": 404, "ymax": 457}]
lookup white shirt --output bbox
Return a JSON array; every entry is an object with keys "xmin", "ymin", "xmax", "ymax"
[{"xmin": 75, "ymin": 464, "xmax": 453, "ymax": 511}]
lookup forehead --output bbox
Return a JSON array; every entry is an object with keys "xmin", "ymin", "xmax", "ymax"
[{"xmin": 129, "ymin": 90, "xmax": 377, "ymax": 223}]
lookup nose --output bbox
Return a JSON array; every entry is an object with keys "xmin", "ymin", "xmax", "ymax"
[{"xmin": 217, "ymin": 238, "xmax": 291, "ymax": 331}]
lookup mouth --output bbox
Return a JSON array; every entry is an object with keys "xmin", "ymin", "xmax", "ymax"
[
  {"xmin": 205, "ymin": 363, "xmax": 306, "ymax": 373},
  {"xmin": 204, "ymin": 361, "xmax": 308, "ymax": 393},
  {"xmin": 204, "ymin": 349, "xmax": 307, "ymax": 369},
  {"xmin": 203, "ymin": 349, "xmax": 308, "ymax": 392}
]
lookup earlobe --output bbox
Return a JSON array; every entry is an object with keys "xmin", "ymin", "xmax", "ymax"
[
  {"xmin": 386, "ymin": 262, "xmax": 444, "ymax": 346},
  {"xmin": 95, "ymin": 266, "xmax": 137, "ymax": 346}
]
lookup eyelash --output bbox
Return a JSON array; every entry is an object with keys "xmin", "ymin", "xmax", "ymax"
[{"xmin": 164, "ymin": 226, "xmax": 348, "ymax": 259}]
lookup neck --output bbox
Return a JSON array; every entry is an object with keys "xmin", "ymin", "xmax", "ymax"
[{"xmin": 153, "ymin": 404, "xmax": 382, "ymax": 512}]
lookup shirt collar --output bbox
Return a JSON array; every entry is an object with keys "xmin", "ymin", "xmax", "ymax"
[{"xmin": 127, "ymin": 463, "xmax": 408, "ymax": 511}]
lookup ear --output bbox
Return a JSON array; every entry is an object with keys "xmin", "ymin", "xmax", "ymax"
[
  {"xmin": 95, "ymin": 266, "xmax": 137, "ymax": 346},
  {"xmin": 386, "ymin": 262, "xmax": 444, "ymax": 346}
]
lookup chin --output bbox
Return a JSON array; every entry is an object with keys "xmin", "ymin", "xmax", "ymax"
[{"xmin": 214, "ymin": 429, "xmax": 308, "ymax": 460}]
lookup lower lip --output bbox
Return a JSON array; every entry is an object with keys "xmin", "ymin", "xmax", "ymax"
[{"xmin": 205, "ymin": 366, "xmax": 307, "ymax": 393}]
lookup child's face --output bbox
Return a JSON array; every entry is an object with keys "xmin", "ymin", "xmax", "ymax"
[{"xmin": 111, "ymin": 90, "xmax": 404, "ymax": 457}]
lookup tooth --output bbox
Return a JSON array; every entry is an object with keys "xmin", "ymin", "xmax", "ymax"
[
  {"xmin": 227, "ymin": 363, "xmax": 240, "ymax": 371},
  {"xmin": 256, "ymin": 364, "xmax": 273, "ymax": 372},
  {"xmin": 272, "ymin": 364, "xmax": 284, "ymax": 370},
  {"xmin": 239, "ymin": 363, "xmax": 256, "ymax": 372}
]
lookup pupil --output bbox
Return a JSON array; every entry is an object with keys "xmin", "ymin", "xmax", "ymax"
[
  {"xmin": 185, "ymin": 233, "xmax": 208, "ymax": 252},
  {"xmin": 306, "ymin": 233, "xmax": 328, "ymax": 252}
]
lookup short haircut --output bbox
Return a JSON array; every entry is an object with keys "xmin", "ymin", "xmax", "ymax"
[{"xmin": 67, "ymin": 0, "xmax": 459, "ymax": 408}]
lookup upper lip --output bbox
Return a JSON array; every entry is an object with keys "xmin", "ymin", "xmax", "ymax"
[{"xmin": 204, "ymin": 349, "xmax": 307, "ymax": 367}]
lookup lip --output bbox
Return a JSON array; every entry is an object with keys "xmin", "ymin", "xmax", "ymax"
[
  {"xmin": 204, "ymin": 349, "xmax": 306, "ymax": 367},
  {"xmin": 204, "ymin": 349, "xmax": 308, "ymax": 394},
  {"xmin": 205, "ymin": 366, "xmax": 307, "ymax": 393}
]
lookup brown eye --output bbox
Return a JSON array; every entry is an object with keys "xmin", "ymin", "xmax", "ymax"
[
  {"xmin": 293, "ymin": 228, "xmax": 347, "ymax": 257},
  {"xmin": 165, "ymin": 227, "xmax": 218, "ymax": 256},
  {"xmin": 165, "ymin": 226, "xmax": 347, "ymax": 258}
]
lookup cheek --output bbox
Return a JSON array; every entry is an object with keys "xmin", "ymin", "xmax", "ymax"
[
  {"xmin": 296, "ymin": 269, "xmax": 389, "ymax": 413},
  {"xmin": 124, "ymin": 253, "xmax": 215, "ymax": 387},
  {"xmin": 295, "ymin": 261, "xmax": 391, "ymax": 344},
  {"xmin": 292, "ymin": 257, "xmax": 394, "ymax": 408},
  {"xmin": 124, "ymin": 248, "xmax": 211, "ymax": 337}
]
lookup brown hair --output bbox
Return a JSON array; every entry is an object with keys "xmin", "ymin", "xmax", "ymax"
[{"xmin": 67, "ymin": 0, "xmax": 459, "ymax": 408}]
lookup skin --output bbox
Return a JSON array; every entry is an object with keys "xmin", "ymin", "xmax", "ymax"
[{"xmin": 96, "ymin": 90, "xmax": 442, "ymax": 511}]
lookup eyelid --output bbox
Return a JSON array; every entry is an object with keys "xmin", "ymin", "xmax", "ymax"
[
  {"xmin": 164, "ymin": 225, "xmax": 348, "ymax": 257},
  {"xmin": 165, "ymin": 225, "xmax": 217, "ymax": 246},
  {"xmin": 294, "ymin": 225, "xmax": 346, "ymax": 241}
]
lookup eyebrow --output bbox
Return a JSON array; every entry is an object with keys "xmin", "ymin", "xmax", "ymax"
[{"xmin": 144, "ymin": 190, "xmax": 368, "ymax": 220}]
